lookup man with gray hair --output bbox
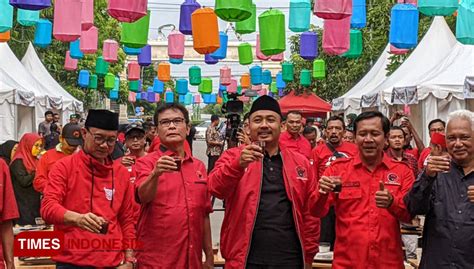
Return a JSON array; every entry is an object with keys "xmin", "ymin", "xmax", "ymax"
[{"xmin": 405, "ymin": 109, "xmax": 474, "ymax": 269}]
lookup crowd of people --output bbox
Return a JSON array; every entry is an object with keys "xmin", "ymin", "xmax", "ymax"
[{"xmin": 0, "ymin": 98, "xmax": 472, "ymax": 269}]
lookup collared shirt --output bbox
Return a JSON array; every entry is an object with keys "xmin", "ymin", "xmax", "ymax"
[
  {"xmin": 248, "ymin": 152, "xmax": 303, "ymax": 266},
  {"xmin": 386, "ymin": 148, "xmax": 419, "ymax": 177},
  {"xmin": 405, "ymin": 162, "xmax": 474, "ymax": 269},
  {"xmin": 279, "ymin": 131, "xmax": 312, "ymax": 159},
  {"xmin": 311, "ymin": 141, "xmax": 358, "ymax": 180},
  {"xmin": 206, "ymin": 126, "xmax": 223, "ymax": 156},
  {"xmin": 311, "ymin": 154, "xmax": 415, "ymax": 269}
]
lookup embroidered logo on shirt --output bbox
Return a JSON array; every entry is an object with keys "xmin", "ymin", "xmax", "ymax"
[
  {"xmin": 387, "ymin": 173, "xmax": 399, "ymax": 184},
  {"xmin": 296, "ymin": 166, "xmax": 308, "ymax": 181},
  {"xmin": 196, "ymin": 170, "xmax": 204, "ymax": 180},
  {"xmin": 104, "ymin": 187, "xmax": 115, "ymax": 201}
]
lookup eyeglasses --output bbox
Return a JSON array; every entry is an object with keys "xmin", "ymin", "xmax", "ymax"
[
  {"xmin": 158, "ymin": 118, "xmax": 186, "ymax": 127},
  {"xmin": 86, "ymin": 129, "xmax": 116, "ymax": 147}
]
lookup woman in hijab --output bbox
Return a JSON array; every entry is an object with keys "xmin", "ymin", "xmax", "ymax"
[
  {"xmin": 0, "ymin": 140, "xmax": 18, "ymax": 164},
  {"xmin": 10, "ymin": 133, "xmax": 43, "ymax": 225}
]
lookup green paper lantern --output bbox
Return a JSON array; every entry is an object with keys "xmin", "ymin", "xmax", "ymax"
[
  {"xmin": 237, "ymin": 85, "xmax": 242, "ymax": 95},
  {"xmin": 88, "ymin": 74, "xmax": 98, "ymax": 89},
  {"xmin": 121, "ymin": 10, "xmax": 150, "ymax": 48},
  {"xmin": 189, "ymin": 66, "xmax": 202, "ymax": 86},
  {"xmin": 95, "ymin": 56, "xmax": 109, "ymax": 77},
  {"xmin": 104, "ymin": 73, "xmax": 115, "ymax": 89},
  {"xmin": 300, "ymin": 69, "xmax": 311, "ymax": 87},
  {"xmin": 235, "ymin": 2, "xmax": 256, "ymax": 34},
  {"xmin": 129, "ymin": 80, "xmax": 140, "ymax": 92},
  {"xmin": 270, "ymin": 81, "xmax": 278, "ymax": 93},
  {"xmin": 238, "ymin": 42, "xmax": 253, "ymax": 65},
  {"xmin": 418, "ymin": 0, "xmax": 458, "ymax": 16},
  {"xmin": 282, "ymin": 61, "xmax": 294, "ymax": 82},
  {"xmin": 343, "ymin": 29, "xmax": 363, "ymax": 58},
  {"xmin": 198, "ymin": 78, "xmax": 213, "ymax": 94},
  {"xmin": 258, "ymin": 9, "xmax": 286, "ymax": 56},
  {"xmin": 313, "ymin": 59, "xmax": 326, "ymax": 80},
  {"xmin": 214, "ymin": 0, "xmax": 252, "ymax": 22}
]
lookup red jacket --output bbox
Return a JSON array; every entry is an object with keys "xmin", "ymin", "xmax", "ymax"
[
  {"xmin": 279, "ymin": 131, "xmax": 312, "ymax": 159},
  {"xmin": 33, "ymin": 147, "xmax": 69, "ymax": 193},
  {"xmin": 209, "ymin": 146, "xmax": 320, "ymax": 269},
  {"xmin": 310, "ymin": 154, "xmax": 415, "ymax": 269},
  {"xmin": 41, "ymin": 150, "xmax": 136, "ymax": 267}
]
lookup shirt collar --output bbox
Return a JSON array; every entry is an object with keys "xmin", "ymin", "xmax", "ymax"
[{"xmin": 353, "ymin": 152, "xmax": 394, "ymax": 170}]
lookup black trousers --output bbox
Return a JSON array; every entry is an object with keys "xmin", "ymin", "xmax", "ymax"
[
  {"xmin": 56, "ymin": 263, "xmax": 115, "ymax": 269},
  {"xmin": 319, "ymin": 206, "xmax": 336, "ymax": 250},
  {"xmin": 208, "ymin": 154, "xmax": 220, "ymax": 174},
  {"xmin": 246, "ymin": 263, "xmax": 303, "ymax": 269}
]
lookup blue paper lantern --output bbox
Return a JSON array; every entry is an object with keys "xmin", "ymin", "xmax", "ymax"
[
  {"xmin": 169, "ymin": 57, "xmax": 184, "ymax": 64},
  {"xmin": 210, "ymin": 93, "xmax": 217, "ymax": 104},
  {"xmin": 210, "ymin": 31, "xmax": 228, "ymax": 60},
  {"xmin": 136, "ymin": 91, "xmax": 142, "ymax": 101},
  {"xmin": 351, "ymin": 0, "xmax": 367, "ymax": 28},
  {"xmin": 123, "ymin": 45, "xmax": 142, "ymax": 55},
  {"xmin": 262, "ymin": 70, "xmax": 272, "ymax": 85},
  {"xmin": 289, "ymin": 0, "xmax": 311, "ymax": 32},
  {"xmin": 178, "ymin": 94, "xmax": 186, "ymax": 104},
  {"xmin": 276, "ymin": 72, "xmax": 286, "ymax": 89},
  {"xmin": 114, "ymin": 77, "xmax": 120, "ymax": 91},
  {"xmin": 205, "ymin": 54, "xmax": 219, "ymax": 65},
  {"xmin": 109, "ymin": 90, "xmax": 119, "ymax": 100},
  {"xmin": 153, "ymin": 78, "xmax": 164, "ymax": 93},
  {"xmin": 147, "ymin": 88, "xmax": 156, "ymax": 102},
  {"xmin": 389, "ymin": 4, "xmax": 419, "ymax": 49},
  {"xmin": 33, "ymin": 19, "xmax": 52, "ymax": 48},
  {"xmin": 250, "ymin": 65, "xmax": 263, "ymax": 85},
  {"xmin": 219, "ymin": 85, "xmax": 227, "ymax": 92},
  {"xmin": 203, "ymin": 93, "xmax": 217, "ymax": 104},
  {"xmin": 184, "ymin": 92, "xmax": 193, "ymax": 105},
  {"xmin": 9, "ymin": 0, "xmax": 51, "ymax": 11},
  {"xmin": 138, "ymin": 45, "xmax": 152, "ymax": 67},
  {"xmin": 456, "ymin": 1, "xmax": 474, "ymax": 45},
  {"xmin": 300, "ymin": 31, "xmax": 318, "ymax": 60},
  {"xmin": 179, "ymin": 0, "xmax": 201, "ymax": 35},
  {"xmin": 70, "ymin": 39, "xmax": 84, "ymax": 59},
  {"xmin": 17, "ymin": 8, "xmax": 39, "ymax": 27},
  {"xmin": 176, "ymin": 79, "xmax": 189, "ymax": 95},
  {"xmin": 78, "ymin": 70, "xmax": 90, "ymax": 88},
  {"xmin": 141, "ymin": 91, "xmax": 147, "ymax": 101},
  {"xmin": 0, "ymin": 0, "xmax": 14, "ymax": 33},
  {"xmin": 165, "ymin": 91, "xmax": 174, "ymax": 103}
]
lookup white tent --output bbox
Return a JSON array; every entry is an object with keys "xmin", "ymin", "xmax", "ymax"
[{"xmin": 21, "ymin": 43, "xmax": 83, "ymax": 125}]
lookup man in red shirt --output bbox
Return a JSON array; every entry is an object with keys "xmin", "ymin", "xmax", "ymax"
[
  {"xmin": 134, "ymin": 103, "xmax": 213, "ymax": 268},
  {"xmin": 311, "ymin": 111, "xmax": 415, "ymax": 269},
  {"xmin": 41, "ymin": 109, "xmax": 136, "ymax": 269},
  {"xmin": 418, "ymin": 119, "xmax": 446, "ymax": 169},
  {"xmin": 0, "ymin": 158, "xmax": 19, "ymax": 269},
  {"xmin": 33, "ymin": 123, "xmax": 83, "ymax": 193},
  {"xmin": 386, "ymin": 126, "xmax": 419, "ymax": 177},
  {"xmin": 280, "ymin": 111, "xmax": 312, "ymax": 159}
]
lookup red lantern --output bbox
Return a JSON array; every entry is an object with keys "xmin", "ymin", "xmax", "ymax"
[
  {"xmin": 220, "ymin": 66, "xmax": 232, "ymax": 86},
  {"xmin": 53, "ymin": 0, "xmax": 82, "ymax": 42},
  {"xmin": 168, "ymin": 30, "xmax": 185, "ymax": 59},
  {"xmin": 128, "ymin": 61, "xmax": 140, "ymax": 81},
  {"xmin": 322, "ymin": 17, "xmax": 351, "ymax": 55},
  {"xmin": 107, "ymin": 0, "xmax": 148, "ymax": 23}
]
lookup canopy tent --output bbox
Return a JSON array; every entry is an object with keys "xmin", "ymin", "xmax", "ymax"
[{"xmin": 279, "ymin": 91, "xmax": 331, "ymax": 118}]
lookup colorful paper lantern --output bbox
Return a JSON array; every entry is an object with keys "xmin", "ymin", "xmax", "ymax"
[
  {"xmin": 314, "ymin": 0, "xmax": 352, "ymax": 20},
  {"xmin": 289, "ymin": 0, "xmax": 311, "ymax": 32},
  {"xmin": 64, "ymin": 51, "xmax": 78, "ymax": 71},
  {"xmin": 113, "ymin": 77, "xmax": 120, "ymax": 91},
  {"xmin": 165, "ymin": 90, "xmax": 175, "ymax": 103},
  {"xmin": 123, "ymin": 45, "xmax": 141, "ymax": 55},
  {"xmin": 456, "ymin": 0, "xmax": 474, "ymax": 45},
  {"xmin": 168, "ymin": 30, "xmax": 185, "ymax": 59},
  {"xmin": 129, "ymin": 80, "xmax": 140, "ymax": 92},
  {"xmin": 271, "ymin": 53, "xmax": 284, "ymax": 62},
  {"xmin": 270, "ymin": 81, "xmax": 278, "ymax": 93},
  {"xmin": 138, "ymin": 45, "xmax": 152, "ymax": 67},
  {"xmin": 205, "ymin": 54, "xmax": 219, "ymax": 65},
  {"xmin": 136, "ymin": 91, "xmax": 142, "ymax": 101},
  {"xmin": 220, "ymin": 66, "xmax": 232, "ymax": 86},
  {"xmin": 282, "ymin": 62, "xmax": 294, "ymax": 82},
  {"xmin": 235, "ymin": 2, "xmax": 256, "ymax": 34},
  {"xmin": 33, "ymin": 19, "xmax": 52, "ymax": 48},
  {"xmin": 322, "ymin": 16, "xmax": 351, "ymax": 55},
  {"xmin": 178, "ymin": 94, "xmax": 186, "ymax": 104},
  {"xmin": 259, "ymin": 9, "xmax": 286, "ymax": 56},
  {"xmin": 193, "ymin": 94, "xmax": 201, "ymax": 104},
  {"xmin": 121, "ymin": 10, "xmax": 150, "ymax": 48},
  {"xmin": 250, "ymin": 66, "xmax": 263, "ymax": 85},
  {"xmin": 69, "ymin": 39, "xmax": 83, "ymax": 59},
  {"xmin": 192, "ymin": 7, "xmax": 220, "ymax": 54},
  {"xmin": 107, "ymin": 0, "xmax": 147, "ymax": 23},
  {"xmin": 109, "ymin": 90, "xmax": 119, "ymax": 100},
  {"xmin": 95, "ymin": 56, "xmax": 109, "ymax": 77},
  {"xmin": 389, "ymin": 4, "xmax": 419, "ymax": 49},
  {"xmin": 227, "ymin": 79, "xmax": 238, "ymax": 93},
  {"xmin": 80, "ymin": 26, "xmax": 98, "ymax": 54},
  {"xmin": 9, "ymin": 0, "xmax": 51, "ymax": 11},
  {"xmin": 276, "ymin": 72, "xmax": 286, "ymax": 89},
  {"xmin": 214, "ymin": 0, "xmax": 252, "ymax": 22},
  {"xmin": 313, "ymin": 59, "xmax": 326, "ymax": 79},
  {"xmin": 262, "ymin": 70, "xmax": 272, "ymax": 85},
  {"xmin": 240, "ymin": 73, "xmax": 251, "ymax": 88},
  {"xmin": 390, "ymin": 45, "xmax": 409, "ymax": 55},
  {"xmin": 17, "ymin": 9, "xmax": 39, "ymax": 26},
  {"xmin": 0, "ymin": 0, "xmax": 13, "ymax": 33},
  {"xmin": 88, "ymin": 74, "xmax": 98, "ymax": 89},
  {"xmin": 176, "ymin": 79, "xmax": 189, "ymax": 95},
  {"xmin": 128, "ymin": 61, "xmax": 140, "ymax": 81},
  {"xmin": 104, "ymin": 73, "xmax": 115, "ymax": 89},
  {"xmin": 147, "ymin": 87, "xmax": 156, "ymax": 103},
  {"xmin": 184, "ymin": 92, "xmax": 193, "ymax": 105},
  {"xmin": 158, "ymin": 62, "xmax": 171, "ymax": 82},
  {"xmin": 169, "ymin": 57, "xmax": 184, "ymax": 65},
  {"xmin": 210, "ymin": 32, "xmax": 228, "ymax": 60},
  {"xmin": 189, "ymin": 66, "xmax": 201, "ymax": 86},
  {"xmin": 238, "ymin": 42, "xmax": 253, "ymax": 65},
  {"xmin": 53, "ymin": 0, "xmax": 82, "ymax": 42},
  {"xmin": 103, "ymin": 40, "xmax": 119, "ymax": 62},
  {"xmin": 256, "ymin": 34, "xmax": 271, "ymax": 60},
  {"xmin": 78, "ymin": 70, "xmax": 90, "ymax": 88},
  {"xmin": 153, "ymin": 78, "xmax": 164, "ymax": 93},
  {"xmin": 300, "ymin": 69, "xmax": 311, "ymax": 87},
  {"xmin": 351, "ymin": 0, "xmax": 367, "ymax": 28},
  {"xmin": 81, "ymin": 0, "xmax": 94, "ymax": 30},
  {"xmin": 128, "ymin": 92, "xmax": 136, "ymax": 102},
  {"xmin": 198, "ymin": 78, "xmax": 213, "ymax": 94},
  {"xmin": 203, "ymin": 93, "xmax": 217, "ymax": 104},
  {"xmin": 179, "ymin": 0, "xmax": 201, "ymax": 35},
  {"xmin": 343, "ymin": 29, "xmax": 363, "ymax": 58},
  {"xmin": 418, "ymin": 0, "xmax": 458, "ymax": 16},
  {"xmin": 300, "ymin": 31, "xmax": 318, "ymax": 60}
]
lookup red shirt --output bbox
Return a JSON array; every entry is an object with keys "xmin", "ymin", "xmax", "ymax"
[
  {"xmin": 386, "ymin": 149, "xmax": 419, "ymax": 177},
  {"xmin": 405, "ymin": 147, "xmax": 419, "ymax": 160},
  {"xmin": 311, "ymin": 141, "xmax": 358, "ymax": 180},
  {"xmin": 0, "ymin": 159, "xmax": 19, "ymax": 268},
  {"xmin": 148, "ymin": 136, "xmax": 192, "ymax": 156},
  {"xmin": 40, "ymin": 150, "xmax": 136, "ymax": 267},
  {"xmin": 310, "ymin": 154, "xmax": 415, "ymax": 269},
  {"xmin": 134, "ymin": 147, "xmax": 212, "ymax": 268},
  {"xmin": 418, "ymin": 147, "xmax": 431, "ymax": 169},
  {"xmin": 117, "ymin": 155, "xmax": 145, "ymax": 224},
  {"xmin": 33, "ymin": 147, "xmax": 69, "ymax": 193},
  {"xmin": 279, "ymin": 131, "xmax": 312, "ymax": 159}
]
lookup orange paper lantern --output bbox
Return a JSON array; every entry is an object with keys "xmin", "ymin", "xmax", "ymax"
[
  {"xmin": 191, "ymin": 8, "xmax": 220, "ymax": 54},
  {"xmin": 0, "ymin": 31, "xmax": 11, "ymax": 42},
  {"xmin": 240, "ymin": 73, "xmax": 250, "ymax": 89},
  {"xmin": 157, "ymin": 62, "xmax": 171, "ymax": 82}
]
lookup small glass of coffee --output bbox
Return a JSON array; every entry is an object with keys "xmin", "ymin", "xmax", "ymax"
[
  {"xmin": 173, "ymin": 156, "xmax": 182, "ymax": 171},
  {"xmin": 330, "ymin": 176, "xmax": 342, "ymax": 193}
]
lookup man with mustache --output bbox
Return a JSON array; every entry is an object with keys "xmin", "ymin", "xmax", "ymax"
[{"xmin": 279, "ymin": 111, "xmax": 312, "ymax": 159}]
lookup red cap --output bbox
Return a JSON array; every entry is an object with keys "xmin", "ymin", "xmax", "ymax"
[{"xmin": 431, "ymin": 133, "xmax": 447, "ymax": 149}]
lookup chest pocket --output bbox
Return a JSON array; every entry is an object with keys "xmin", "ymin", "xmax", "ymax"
[{"xmin": 338, "ymin": 188, "xmax": 362, "ymax": 200}]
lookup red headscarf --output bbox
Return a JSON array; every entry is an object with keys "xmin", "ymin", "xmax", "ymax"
[{"xmin": 11, "ymin": 133, "xmax": 42, "ymax": 173}]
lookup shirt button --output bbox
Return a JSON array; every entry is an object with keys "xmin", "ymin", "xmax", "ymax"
[
  {"xmin": 455, "ymin": 226, "xmax": 459, "ymax": 230},
  {"xmin": 190, "ymin": 245, "xmax": 193, "ymax": 248},
  {"xmin": 270, "ymin": 167, "xmax": 274, "ymax": 171},
  {"xmin": 460, "ymin": 194, "xmax": 464, "ymax": 198},
  {"xmin": 458, "ymin": 210, "xmax": 462, "ymax": 214}
]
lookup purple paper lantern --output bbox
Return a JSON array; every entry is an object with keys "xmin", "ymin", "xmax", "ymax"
[
  {"xmin": 179, "ymin": 0, "xmax": 201, "ymax": 35},
  {"xmin": 278, "ymin": 88, "xmax": 284, "ymax": 97},
  {"xmin": 9, "ymin": 0, "xmax": 51, "ymax": 11},
  {"xmin": 138, "ymin": 45, "xmax": 152, "ymax": 66},
  {"xmin": 147, "ymin": 87, "xmax": 156, "ymax": 102},
  {"xmin": 205, "ymin": 54, "xmax": 219, "ymax": 65},
  {"xmin": 300, "ymin": 31, "xmax": 318, "ymax": 60}
]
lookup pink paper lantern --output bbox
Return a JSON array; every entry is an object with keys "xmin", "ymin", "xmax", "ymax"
[
  {"xmin": 128, "ymin": 61, "xmax": 140, "ymax": 81},
  {"xmin": 128, "ymin": 92, "xmax": 136, "ymax": 102},
  {"xmin": 155, "ymin": 93, "xmax": 160, "ymax": 103},
  {"xmin": 80, "ymin": 25, "xmax": 98, "ymax": 54},
  {"xmin": 53, "ymin": 0, "xmax": 82, "ymax": 42},
  {"xmin": 227, "ymin": 79, "xmax": 238, "ymax": 93},
  {"xmin": 168, "ymin": 30, "xmax": 185, "ymax": 59},
  {"xmin": 256, "ymin": 34, "xmax": 270, "ymax": 61},
  {"xmin": 314, "ymin": 0, "xmax": 352, "ymax": 20},
  {"xmin": 220, "ymin": 66, "xmax": 232, "ymax": 86},
  {"xmin": 103, "ymin": 39, "xmax": 119, "ymax": 62},
  {"xmin": 397, "ymin": 0, "xmax": 417, "ymax": 5},
  {"xmin": 271, "ymin": 52, "xmax": 284, "ymax": 62},
  {"xmin": 194, "ymin": 94, "xmax": 201, "ymax": 104},
  {"xmin": 322, "ymin": 16, "xmax": 351, "ymax": 55},
  {"xmin": 390, "ymin": 44, "xmax": 409, "ymax": 55},
  {"xmin": 107, "ymin": 0, "xmax": 147, "ymax": 23},
  {"xmin": 64, "ymin": 50, "xmax": 78, "ymax": 71},
  {"xmin": 81, "ymin": 0, "xmax": 94, "ymax": 30}
]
